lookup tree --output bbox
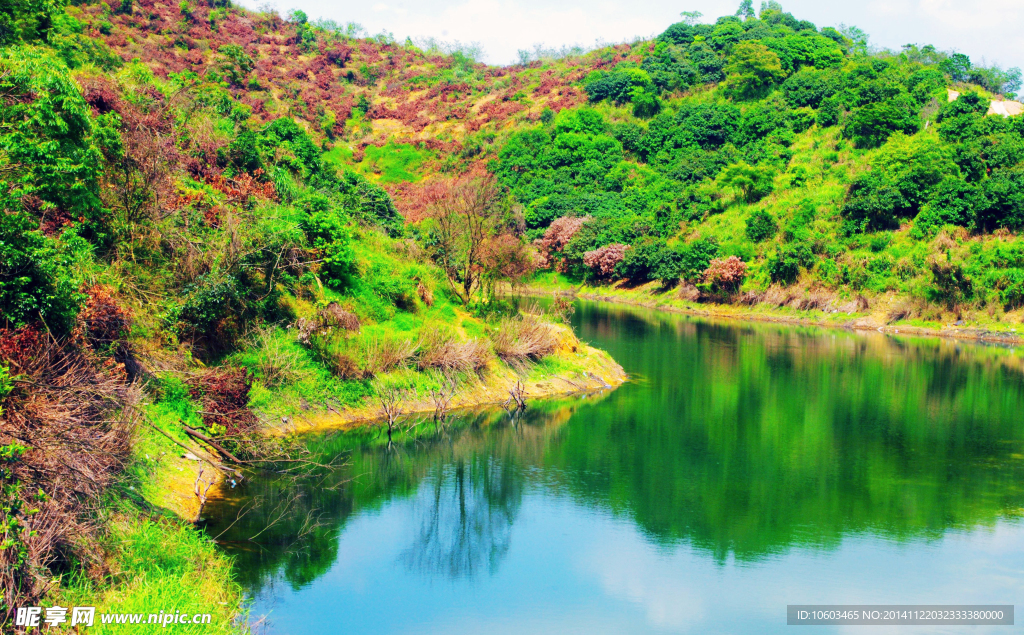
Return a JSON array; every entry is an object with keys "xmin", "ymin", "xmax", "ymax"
[
  {"xmin": 584, "ymin": 244, "xmax": 628, "ymax": 279},
  {"xmin": 426, "ymin": 175, "xmax": 505, "ymax": 304},
  {"xmin": 724, "ymin": 42, "xmax": 786, "ymax": 100},
  {"xmin": 746, "ymin": 210, "xmax": 778, "ymax": 241},
  {"xmin": 838, "ymin": 24, "xmax": 868, "ymax": 54},
  {"xmin": 940, "ymin": 53, "xmax": 971, "ymax": 82},
  {"xmin": 478, "ymin": 233, "xmax": 536, "ymax": 297},
  {"xmin": 0, "ymin": 212, "xmax": 83, "ymax": 335},
  {"xmin": 0, "ymin": 0, "xmax": 63, "ymax": 44},
  {"xmin": 680, "ymin": 11, "xmax": 703, "ymax": 25},
  {"xmin": 844, "ymin": 98, "xmax": 919, "ymax": 149},
  {"xmin": 703, "ymin": 256, "xmax": 747, "ymax": 292},
  {"xmin": 735, "ymin": 0, "xmax": 754, "ymax": 19}
]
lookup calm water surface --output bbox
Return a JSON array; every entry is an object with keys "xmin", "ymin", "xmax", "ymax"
[{"xmin": 207, "ymin": 301, "xmax": 1024, "ymax": 634}]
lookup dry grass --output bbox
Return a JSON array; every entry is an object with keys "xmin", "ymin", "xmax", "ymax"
[
  {"xmin": 319, "ymin": 302, "xmax": 361, "ymax": 332},
  {"xmin": 248, "ymin": 327, "xmax": 301, "ymax": 387},
  {"xmin": 417, "ymin": 280, "xmax": 434, "ymax": 307},
  {"xmin": 363, "ymin": 335, "xmax": 418, "ymax": 375},
  {"xmin": 0, "ymin": 327, "xmax": 139, "ymax": 620},
  {"xmin": 416, "ymin": 328, "xmax": 491, "ymax": 374},
  {"xmin": 491, "ymin": 313, "xmax": 559, "ymax": 370},
  {"xmin": 306, "ymin": 332, "xmax": 362, "ymax": 379}
]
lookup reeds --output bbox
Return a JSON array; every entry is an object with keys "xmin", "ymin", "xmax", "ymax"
[
  {"xmin": 362, "ymin": 335, "xmax": 417, "ymax": 375},
  {"xmin": 416, "ymin": 328, "xmax": 491, "ymax": 374},
  {"xmin": 491, "ymin": 312, "xmax": 559, "ymax": 369}
]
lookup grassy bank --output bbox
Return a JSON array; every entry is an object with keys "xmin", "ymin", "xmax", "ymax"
[
  {"xmin": 523, "ymin": 271, "xmax": 1024, "ymax": 345},
  {"xmin": 46, "ymin": 422, "xmax": 246, "ymax": 634}
]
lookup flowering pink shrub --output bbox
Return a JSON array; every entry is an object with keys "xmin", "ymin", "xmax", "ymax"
[
  {"xmin": 584, "ymin": 243, "xmax": 628, "ymax": 278},
  {"xmin": 534, "ymin": 215, "xmax": 591, "ymax": 270},
  {"xmin": 703, "ymin": 256, "xmax": 747, "ymax": 292}
]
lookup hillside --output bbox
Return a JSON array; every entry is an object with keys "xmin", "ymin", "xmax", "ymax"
[
  {"xmin": 2, "ymin": 0, "xmax": 1024, "ymax": 629},
  {"xmin": 48, "ymin": 0, "xmax": 1024, "ymax": 327}
]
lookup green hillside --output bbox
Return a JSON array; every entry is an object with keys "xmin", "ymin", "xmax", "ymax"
[{"xmin": 2, "ymin": 0, "xmax": 1024, "ymax": 628}]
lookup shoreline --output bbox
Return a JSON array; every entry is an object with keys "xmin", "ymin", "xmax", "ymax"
[
  {"xmin": 160, "ymin": 340, "xmax": 627, "ymax": 514},
  {"xmin": 515, "ymin": 284, "xmax": 1024, "ymax": 347}
]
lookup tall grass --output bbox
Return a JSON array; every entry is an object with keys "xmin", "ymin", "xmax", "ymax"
[
  {"xmin": 491, "ymin": 313, "xmax": 559, "ymax": 369},
  {"xmin": 416, "ymin": 327, "xmax": 491, "ymax": 374}
]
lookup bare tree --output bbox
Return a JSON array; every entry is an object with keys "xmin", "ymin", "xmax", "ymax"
[
  {"xmin": 503, "ymin": 379, "xmax": 526, "ymax": 412},
  {"xmin": 373, "ymin": 379, "xmax": 407, "ymax": 443},
  {"xmin": 429, "ymin": 374, "xmax": 458, "ymax": 425},
  {"xmin": 427, "ymin": 175, "xmax": 504, "ymax": 304},
  {"xmin": 193, "ymin": 464, "xmax": 216, "ymax": 523}
]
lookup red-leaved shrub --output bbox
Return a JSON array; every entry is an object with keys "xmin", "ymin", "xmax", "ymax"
[
  {"xmin": 703, "ymin": 256, "xmax": 747, "ymax": 292},
  {"xmin": 584, "ymin": 243, "xmax": 628, "ymax": 278},
  {"xmin": 533, "ymin": 215, "xmax": 590, "ymax": 269}
]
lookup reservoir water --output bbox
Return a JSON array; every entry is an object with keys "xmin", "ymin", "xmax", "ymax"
[{"xmin": 206, "ymin": 300, "xmax": 1024, "ymax": 634}]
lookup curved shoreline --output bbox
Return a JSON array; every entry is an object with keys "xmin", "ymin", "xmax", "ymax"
[
  {"xmin": 516, "ymin": 284, "xmax": 1024, "ymax": 347},
  {"xmin": 158, "ymin": 341, "xmax": 627, "ymax": 518},
  {"xmin": 271, "ymin": 344, "xmax": 628, "ymax": 435}
]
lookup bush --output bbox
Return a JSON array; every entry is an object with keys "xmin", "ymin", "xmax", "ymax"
[
  {"xmin": 745, "ymin": 210, "xmax": 778, "ymax": 242},
  {"xmin": 927, "ymin": 258, "xmax": 973, "ymax": 309},
  {"xmin": 998, "ymin": 269, "xmax": 1024, "ymax": 310},
  {"xmin": 716, "ymin": 162, "xmax": 775, "ymax": 203},
  {"xmin": 491, "ymin": 313, "xmax": 559, "ymax": 369},
  {"xmin": 977, "ymin": 167, "xmax": 1024, "ymax": 231},
  {"xmin": 174, "ymin": 273, "xmax": 245, "ymax": 354},
  {"xmin": 362, "ymin": 335, "xmax": 417, "ymax": 375},
  {"xmin": 416, "ymin": 327, "xmax": 491, "ymax": 374},
  {"xmin": 841, "ymin": 173, "xmax": 911, "ymax": 233},
  {"xmin": 615, "ymin": 240, "xmax": 673, "ymax": 284},
  {"xmin": 630, "ymin": 87, "xmax": 662, "ymax": 118},
  {"xmin": 767, "ymin": 243, "xmax": 812, "ymax": 284},
  {"xmin": 913, "ymin": 178, "xmax": 981, "ymax": 236},
  {"xmin": 703, "ymin": 256, "xmax": 747, "ymax": 292},
  {"xmin": 0, "ymin": 213, "xmax": 83, "ymax": 336},
  {"xmin": 301, "ymin": 198, "xmax": 356, "ymax": 290},
  {"xmin": 306, "ymin": 331, "xmax": 361, "ymax": 379},
  {"xmin": 723, "ymin": 42, "xmax": 786, "ymax": 100},
  {"xmin": 678, "ymin": 237, "xmax": 721, "ymax": 282},
  {"xmin": 583, "ymin": 243, "xmax": 628, "ymax": 279},
  {"xmin": 844, "ymin": 98, "xmax": 920, "ymax": 149}
]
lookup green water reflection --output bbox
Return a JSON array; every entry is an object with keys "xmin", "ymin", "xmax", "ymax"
[{"xmin": 206, "ymin": 301, "xmax": 1024, "ymax": 599}]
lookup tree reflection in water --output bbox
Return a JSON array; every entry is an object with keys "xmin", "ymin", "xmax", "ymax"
[
  {"xmin": 400, "ymin": 455, "xmax": 522, "ymax": 578},
  {"xmin": 205, "ymin": 301, "xmax": 1024, "ymax": 597}
]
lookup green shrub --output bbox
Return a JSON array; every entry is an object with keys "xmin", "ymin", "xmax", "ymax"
[
  {"xmin": 678, "ymin": 237, "xmax": 721, "ymax": 282},
  {"xmin": 913, "ymin": 178, "xmax": 981, "ymax": 236},
  {"xmin": 767, "ymin": 243, "xmax": 812, "ymax": 284},
  {"xmin": 716, "ymin": 161, "xmax": 775, "ymax": 203},
  {"xmin": 300, "ymin": 196, "xmax": 356, "ymax": 290},
  {"xmin": 745, "ymin": 210, "xmax": 778, "ymax": 242},
  {"xmin": 927, "ymin": 259, "xmax": 973, "ymax": 309},
  {"xmin": 844, "ymin": 98, "xmax": 920, "ymax": 149},
  {"xmin": 0, "ymin": 213, "xmax": 84, "ymax": 335},
  {"xmin": 172, "ymin": 273, "xmax": 245, "ymax": 353}
]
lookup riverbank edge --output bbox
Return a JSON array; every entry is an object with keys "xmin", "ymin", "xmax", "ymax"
[
  {"xmin": 515, "ymin": 282, "xmax": 1024, "ymax": 346},
  {"xmin": 155, "ymin": 338, "xmax": 626, "ymax": 516},
  {"xmin": 271, "ymin": 344, "xmax": 627, "ymax": 436}
]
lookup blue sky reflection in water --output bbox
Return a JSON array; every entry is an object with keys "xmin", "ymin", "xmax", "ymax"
[{"xmin": 207, "ymin": 301, "xmax": 1024, "ymax": 634}]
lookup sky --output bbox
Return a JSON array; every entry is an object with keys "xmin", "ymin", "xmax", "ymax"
[{"xmin": 234, "ymin": 0, "xmax": 1024, "ymax": 70}]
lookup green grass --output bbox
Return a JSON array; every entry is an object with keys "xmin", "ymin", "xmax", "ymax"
[
  {"xmin": 357, "ymin": 143, "xmax": 432, "ymax": 183},
  {"xmin": 54, "ymin": 420, "xmax": 245, "ymax": 634},
  {"xmin": 57, "ymin": 506, "xmax": 244, "ymax": 634}
]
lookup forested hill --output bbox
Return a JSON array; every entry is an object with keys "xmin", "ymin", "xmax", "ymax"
[{"xmin": 6, "ymin": 0, "xmax": 1024, "ymax": 329}]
